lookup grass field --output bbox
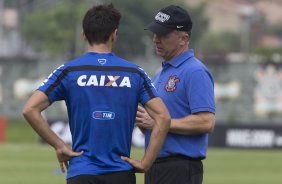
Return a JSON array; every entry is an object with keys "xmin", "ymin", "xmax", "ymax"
[{"xmin": 1, "ymin": 119, "xmax": 282, "ymax": 184}]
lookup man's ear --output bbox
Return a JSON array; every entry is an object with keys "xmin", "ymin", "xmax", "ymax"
[
  {"xmin": 112, "ymin": 29, "xmax": 118, "ymax": 42},
  {"xmin": 187, "ymin": 31, "xmax": 192, "ymax": 41},
  {"xmin": 180, "ymin": 32, "xmax": 190, "ymax": 46},
  {"xmin": 81, "ymin": 30, "xmax": 87, "ymax": 41}
]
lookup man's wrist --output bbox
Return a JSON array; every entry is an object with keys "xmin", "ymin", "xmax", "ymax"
[{"xmin": 53, "ymin": 140, "xmax": 67, "ymax": 150}]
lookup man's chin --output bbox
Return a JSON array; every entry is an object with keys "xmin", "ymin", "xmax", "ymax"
[{"xmin": 155, "ymin": 51, "xmax": 164, "ymax": 57}]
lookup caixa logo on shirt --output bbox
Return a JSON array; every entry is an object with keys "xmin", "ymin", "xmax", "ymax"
[
  {"xmin": 77, "ymin": 75, "xmax": 131, "ymax": 88},
  {"xmin": 93, "ymin": 111, "xmax": 115, "ymax": 120}
]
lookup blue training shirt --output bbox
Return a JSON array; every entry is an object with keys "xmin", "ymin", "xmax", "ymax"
[
  {"xmin": 145, "ymin": 49, "xmax": 216, "ymax": 159},
  {"xmin": 38, "ymin": 52, "xmax": 158, "ymax": 179}
]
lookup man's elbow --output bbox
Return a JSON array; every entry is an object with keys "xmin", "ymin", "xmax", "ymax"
[
  {"xmin": 206, "ymin": 118, "xmax": 215, "ymax": 133},
  {"xmin": 22, "ymin": 105, "xmax": 33, "ymax": 120},
  {"xmin": 159, "ymin": 113, "xmax": 171, "ymax": 132}
]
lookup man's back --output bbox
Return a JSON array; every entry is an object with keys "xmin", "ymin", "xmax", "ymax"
[
  {"xmin": 38, "ymin": 52, "xmax": 157, "ymax": 178},
  {"xmin": 22, "ymin": 4, "xmax": 170, "ymax": 184}
]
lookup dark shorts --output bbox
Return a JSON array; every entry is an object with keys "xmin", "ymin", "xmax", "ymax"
[
  {"xmin": 145, "ymin": 155, "xmax": 203, "ymax": 184},
  {"xmin": 67, "ymin": 170, "xmax": 136, "ymax": 184}
]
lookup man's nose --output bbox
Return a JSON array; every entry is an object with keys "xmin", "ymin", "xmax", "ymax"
[{"xmin": 153, "ymin": 34, "xmax": 160, "ymax": 43}]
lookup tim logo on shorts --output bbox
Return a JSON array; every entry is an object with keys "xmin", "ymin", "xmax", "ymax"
[{"xmin": 93, "ymin": 111, "xmax": 115, "ymax": 120}]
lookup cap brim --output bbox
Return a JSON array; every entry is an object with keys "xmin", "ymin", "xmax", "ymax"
[{"xmin": 145, "ymin": 22, "xmax": 173, "ymax": 36}]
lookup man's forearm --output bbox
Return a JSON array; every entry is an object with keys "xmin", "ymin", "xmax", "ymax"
[
  {"xmin": 23, "ymin": 109, "xmax": 65, "ymax": 149},
  {"xmin": 22, "ymin": 91, "xmax": 66, "ymax": 149},
  {"xmin": 169, "ymin": 112, "xmax": 215, "ymax": 135},
  {"xmin": 141, "ymin": 117, "xmax": 170, "ymax": 170}
]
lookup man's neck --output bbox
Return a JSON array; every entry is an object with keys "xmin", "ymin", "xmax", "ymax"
[{"xmin": 87, "ymin": 43, "xmax": 113, "ymax": 54}]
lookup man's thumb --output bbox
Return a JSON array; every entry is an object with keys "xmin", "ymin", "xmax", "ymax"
[
  {"xmin": 72, "ymin": 150, "xmax": 84, "ymax": 156},
  {"xmin": 121, "ymin": 156, "xmax": 130, "ymax": 162}
]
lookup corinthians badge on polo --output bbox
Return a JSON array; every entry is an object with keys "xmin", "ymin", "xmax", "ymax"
[{"xmin": 165, "ymin": 75, "xmax": 180, "ymax": 92}]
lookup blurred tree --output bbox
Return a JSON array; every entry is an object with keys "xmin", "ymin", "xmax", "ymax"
[
  {"xmin": 21, "ymin": 0, "xmax": 208, "ymax": 59},
  {"xmin": 21, "ymin": 0, "xmax": 87, "ymax": 59},
  {"xmin": 4, "ymin": 0, "xmax": 32, "ymax": 8},
  {"xmin": 197, "ymin": 31, "xmax": 241, "ymax": 54},
  {"xmin": 187, "ymin": 2, "xmax": 208, "ymax": 49},
  {"xmin": 250, "ymin": 24, "xmax": 282, "ymax": 61},
  {"xmin": 266, "ymin": 25, "xmax": 282, "ymax": 39},
  {"xmin": 110, "ymin": 0, "xmax": 208, "ymax": 59}
]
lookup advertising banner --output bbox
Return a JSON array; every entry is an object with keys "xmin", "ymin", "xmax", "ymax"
[
  {"xmin": 209, "ymin": 124, "xmax": 282, "ymax": 148},
  {"xmin": 45, "ymin": 120, "xmax": 282, "ymax": 149}
]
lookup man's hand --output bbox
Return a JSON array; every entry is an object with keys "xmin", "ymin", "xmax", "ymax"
[
  {"xmin": 121, "ymin": 156, "xmax": 150, "ymax": 173},
  {"xmin": 55, "ymin": 145, "xmax": 84, "ymax": 173},
  {"xmin": 136, "ymin": 105, "xmax": 155, "ymax": 129}
]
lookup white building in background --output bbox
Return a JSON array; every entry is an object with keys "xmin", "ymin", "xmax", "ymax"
[
  {"xmin": 0, "ymin": 5, "xmax": 34, "ymax": 58},
  {"xmin": 0, "ymin": 7, "xmax": 20, "ymax": 57}
]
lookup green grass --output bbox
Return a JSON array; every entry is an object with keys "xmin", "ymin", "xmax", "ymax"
[
  {"xmin": 0, "ymin": 143, "xmax": 65, "ymax": 184},
  {"xmin": 2, "ymin": 120, "xmax": 282, "ymax": 184},
  {"xmin": 203, "ymin": 148, "xmax": 282, "ymax": 184},
  {"xmin": 1, "ymin": 144, "xmax": 282, "ymax": 184},
  {"xmin": 6, "ymin": 118, "xmax": 38, "ymax": 143},
  {"xmin": 0, "ymin": 143, "xmax": 145, "ymax": 184},
  {"xmin": 3, "ymin": 120, "xmax": 146, "ymax": 183}
]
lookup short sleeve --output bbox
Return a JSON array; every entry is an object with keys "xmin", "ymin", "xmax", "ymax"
[
  {"xmin": 137, "ymin": 67, "xmax": 159, "ymax": 105},
  {"xmin": 38, "ymin": 64, "xmax": 67, "ymax": 103},
  {"xmin": 187, "ymin": 69, "xmax": 216, "ymax": 114}
]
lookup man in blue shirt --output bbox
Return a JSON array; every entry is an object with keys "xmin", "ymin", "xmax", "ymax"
[
  {"xmin": 136, "ymin": 5, "xmax": 216, "ymax": 184},
  {"xmin": 22, "ymin": 4, "xmax": 170, "ymax": 184}
]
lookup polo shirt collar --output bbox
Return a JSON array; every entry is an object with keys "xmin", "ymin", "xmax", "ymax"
[{"xmin": 162, "ymin": 49, "xmax": 194, "ymax": 68}]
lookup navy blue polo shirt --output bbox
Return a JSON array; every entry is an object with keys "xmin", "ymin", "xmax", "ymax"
[
  {"xmin": 145, "ymin": 49, "xmax": 215, "ymax": 158},
  {"xmin": 38, "ymin": 52, "xmax": 158, "ymax": 179}
]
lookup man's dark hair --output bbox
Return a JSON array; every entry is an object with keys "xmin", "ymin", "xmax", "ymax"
[{"xmin": 82, "ymin": 3, "xmax": 121, "ymax": 45}]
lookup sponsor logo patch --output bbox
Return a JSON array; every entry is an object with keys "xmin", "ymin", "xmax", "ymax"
[
  {"xmin": 98, "ymin": 58, "xmax": 107, "ymax": 65},
  {"xmin": 93, "ymin": 111, "xmax": 115, "ymax": 120},
  {"xmin": 165, "ymin": 75, "xmax": 180, "ymax": 92}
]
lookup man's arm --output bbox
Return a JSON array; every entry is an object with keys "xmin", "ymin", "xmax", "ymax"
[
  {"xmin": 169, "ymin": 112, "xmax": 215, "ymax": 135},
  {"xmin": 22, "ymin": 90, "xmax": 83, "ymax": 172},
  {"xmin": 121, "ymin": 97, "xmax": 170, "ymax": 172},
  {"xmin": 136, "ymin": 106, "xmax": 215, "ymax": 135}
]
